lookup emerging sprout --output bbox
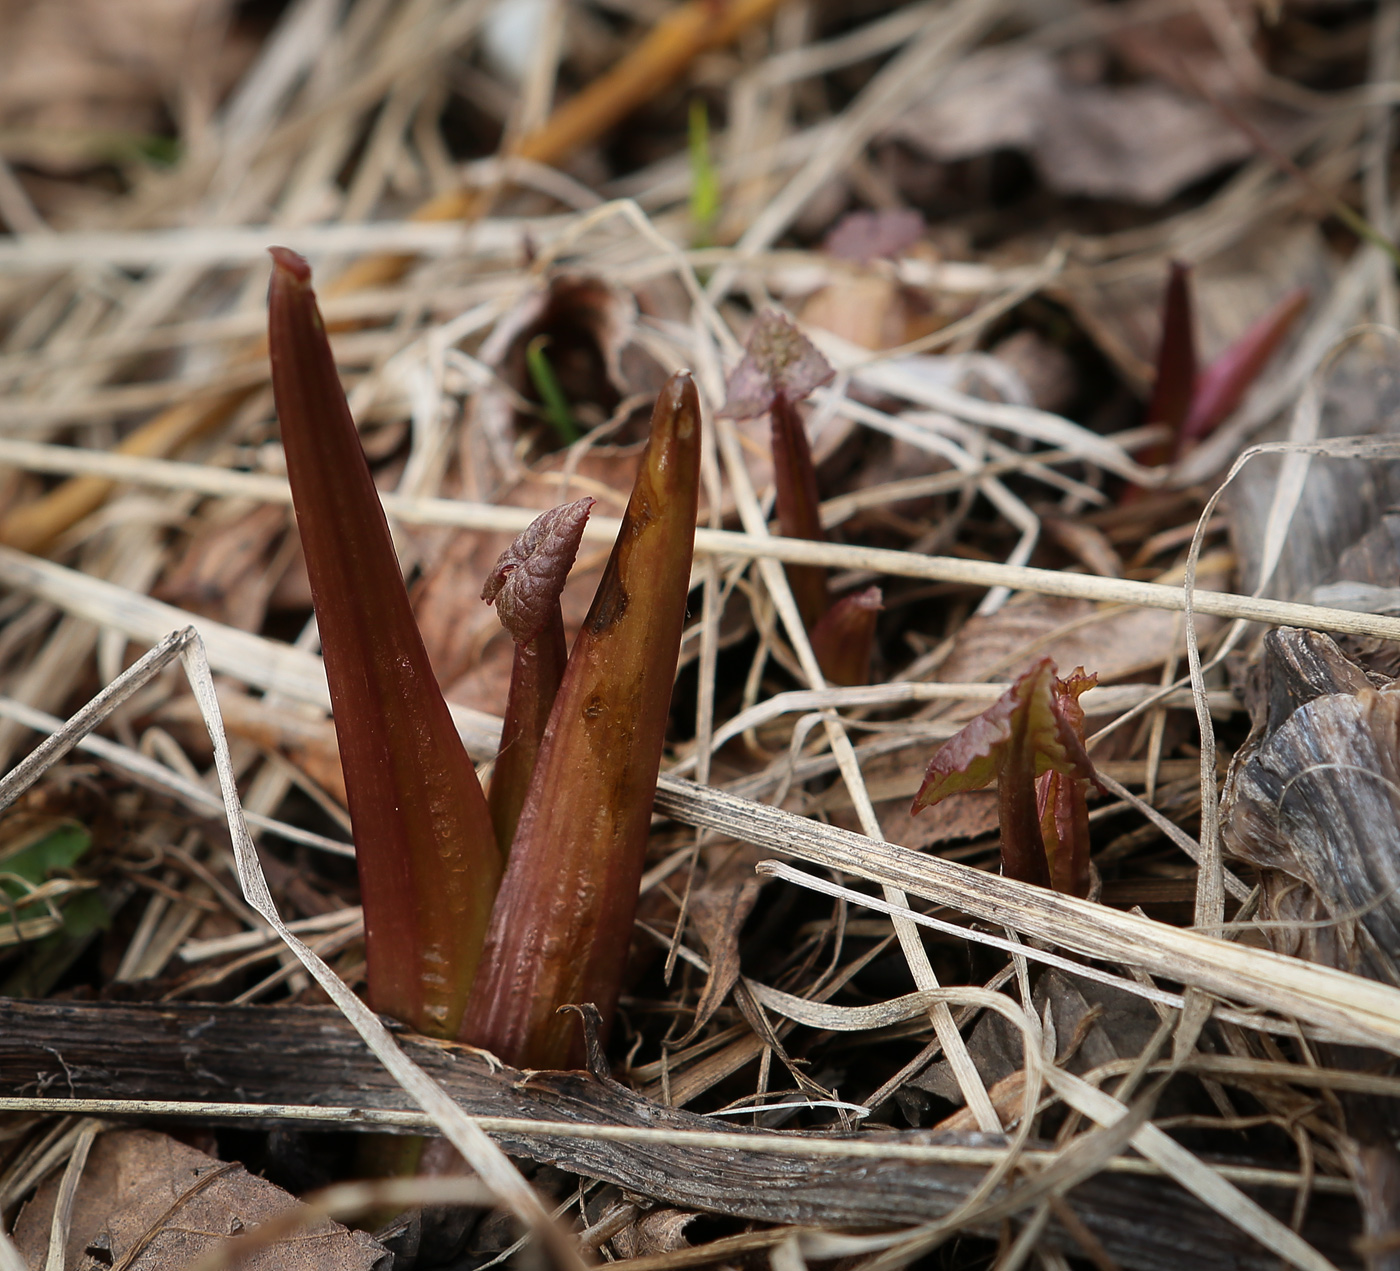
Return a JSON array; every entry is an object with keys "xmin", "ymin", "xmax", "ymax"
[
  {"xmin": 912, "ymin": 659, "xmax": 1099, "ymax": 895},
  {"xmin": 723, "ymin": 311, "xmax": 881, "ymax": 681},
  {"xmin": 483, "ymin": 498, "xmax": 594, "ymax": 855},
  {"xmin": 810, "ymin": 586, "xmax": 883, "ymax": 687},
  {"xmin": 267, "ymin": 248, "xmax": 501, "ymax": 1038},
  {"xmin": 1138, "ymin": 262, "xmax": 1307, "ymax": 467},
  {"xmin": 461, "ymin": 373, "xmax": 702, "ymax": 1069}
]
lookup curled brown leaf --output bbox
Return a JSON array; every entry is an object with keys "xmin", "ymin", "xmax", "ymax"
[{"xmin": 482, "ymin": 497, "xmax": 595, "ymax": 644}]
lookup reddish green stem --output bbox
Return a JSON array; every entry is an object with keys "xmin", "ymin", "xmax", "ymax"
[
  {"xmin": 999, "ymin": 730, "xmax": 1052, "ymax": 891},
  {"xmin": 771, "ymin": 392, "xmax": 829, "ymax": 631},
  {"xmin": 482, "ymin": 498, "xmax": 593, "ymax": 857},
  {"xmin": 490, "ymin": 613, "xmax": 568, "ymax": 856},
  {"xmin": 459, "ymin": 373, "xmax": 701, "ymax": 1069},
  {"xmin": 267, "ymin": 247, "xmax": 501, "ymax": 1038},
  {"xmin": 1039, "ymin": 770, "xmax": 1091, "ymax": 898}
]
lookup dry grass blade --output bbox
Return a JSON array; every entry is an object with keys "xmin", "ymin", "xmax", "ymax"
[
  {"xmin": 654, "ymin": 776, "xmax": 1400, "ymax": 1055},
  {"xmin": 0, "ymin": 694, "xmax": 352, "ymax": 855}
]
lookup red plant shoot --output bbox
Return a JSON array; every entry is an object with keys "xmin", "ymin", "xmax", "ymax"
[
  {"xmin": 1135, "ymin": 263, "xmax": 1308, "ymax": 471},
  {"xmin": 723, "ymin": 311, "xmax": 836, "ymax": 633},
  {"xmin": 722, "ymin": 311, "xmax": 882, "ymax": 681},
  {"xmin": 912, "ymin": 658, "xmax": 1099, "ymax": 894},
  {"xmin": 810, "ymin": 586, "xmax": 883, "ymax": 686},
  {"xmin": 1177, "ymin": 286, "xmax": 1309, "ymax": 457},
  {"xmin": 460, "ymin": 372, "xmax": 702, "ymax": 1069},
  {"xmin": 1034, "ymin": 667, "xmax": 1096, "ymax": 897},
  {"xmin": 769, "ymin": 392, "xmax": 830, "ymax": 631},
  {"xmin": 482, "ymin": 498, "xmax": 594, "ymax": 855},
  {"xmin": 267, "ymin": 248, "xmax": 501, "ymax": 1038},
  {"xmin": 1137, "ymin": 260, "xmax": 1196, "ymax": 468}
]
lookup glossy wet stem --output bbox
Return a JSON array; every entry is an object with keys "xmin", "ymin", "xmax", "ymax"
[
  {"xmin": 267, "ymin": 247, "xmax": 501, "ymax": 1039},
  {"xmin": 459, "ymin": 373, "xmax": 701, "ymax": 1069}
]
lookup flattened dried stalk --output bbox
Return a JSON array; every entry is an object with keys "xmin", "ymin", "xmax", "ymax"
[
  {"xmin": 652, "ymin": 775, "xmax": 1400, "ymax": 1055},
  {"xmin": 0, "ymin": 1000, "xmax": 1350, "ymax": 1271}
]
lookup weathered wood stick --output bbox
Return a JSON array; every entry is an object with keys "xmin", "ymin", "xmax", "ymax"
[{"xmin": 0, "ymin": 999, "xmax": 1351, "ymax": 1271}]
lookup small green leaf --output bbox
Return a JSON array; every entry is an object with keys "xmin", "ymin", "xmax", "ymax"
[
  {"xmin": 525, "ymin": 336, "xmax": 581, "ymax": 445},
  {"xmin": 688, "ymin": 99, "xmax": 720, "ymax": 246},
  {"xmin": 0, "ymin": 822, "xmax": 91, "ymax": 898}
]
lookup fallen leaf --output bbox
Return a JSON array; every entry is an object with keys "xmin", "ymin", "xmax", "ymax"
[
  {"xmin": 1226, "ymin": 337, "xmax": 1400, "ymax": 605},
  {"xmin": 157, "ymin": 503, "xmax": 294, "ymax": 632},
  {"xmin": 879, "ymin": 788, "xmax": 998, "ymax": 850},
  {"xmin": 13, "ymin": 1128, "xmax": 383, "ymax": 1271},
  {"xmin": 888, "ymin": 46, "xmax": 1300, "ymax": 205},
  {"xmin": 799, "ymin": 274, "xmax": 907, "ymax": 351},
  {"xmin": 610, "ymin": 1208, "xmax": 699, "ymax": 1259},
  {"xmin": 1223, "ymin": 629, "xmax": 1400, "ymax": 983},
  {"xmin": 988, "ymin": 330, "xmax": 1077, "ymax": 415}
]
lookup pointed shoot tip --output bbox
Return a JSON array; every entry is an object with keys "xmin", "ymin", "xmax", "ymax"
[
  {"xmin": 656, "ymin": 370, "xmax": 700, "ymax": 440},
  {"xmin": 268, "ymin": 246, "xmax": 312, "ymax": 284}
]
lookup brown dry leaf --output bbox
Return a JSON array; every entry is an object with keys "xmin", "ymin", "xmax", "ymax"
[
  {"xmin": 157, "ymin": 504, "xmax": 293, "ymax": 633},
  {"xmin": 1108, "ymin": 1, "xmax": 1257, "ymax": 101},
  {"xmin": 933, "ymin": 573, "xmax": 1226, "ymax": 688},
  {"xmin": 1042, "ymin": 515, "xmax": 1123, "ymax": 579},
  {"xmin": 13, "ymin": 1128, "xmax": 383, "ymax": 1270},
  {"xmin": 799, "ymin": 274, "xmax": 908, "ymax": 352},
  {"xmin": 988, "ymin": 330, "xmax": 1078, "ymax": 415},
  {"xmin": 1227, "ymin": 339, "xmax": 1400, "ymax": 606},
  {"xmin": 914, "ymin": 970, "xmax": 1161, "ymax": 1113},
  {"xmin": 610, "ymin": 1208, "xmax": 699, "ymax": 1259},
  {"xmin": 887, "ymin": 46, "xmax": 1298, "ymax": 205},
  {"xmin": 879, "ymin": 788, "xmax": 998, "ymax": 851},
  {"xmin": 680, "ymin": 867, "xmax": 764, "ymax": 1044}
]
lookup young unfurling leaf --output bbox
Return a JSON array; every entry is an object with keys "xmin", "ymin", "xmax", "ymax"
[
  {"xmin": 721, "ymin": 312, "xmax": 881, "ymax": 677},
  {"xmin": 460, "ymin": 373, "xmax": 701, "ymax": 1070},
  {"xmin": 483, "ymin": 498, "xmax": 594, "ymax": 855},
  {"xmin": 721, "ymin": 309, "xmax": 835, "ymax": 421},
  {"xmin": 912, "ymin": 659, "xmax": 1098, "ymax": 892},
  {"xmin": 267, "ymin": 248, "xmax": 501, "ymax": 1038}
]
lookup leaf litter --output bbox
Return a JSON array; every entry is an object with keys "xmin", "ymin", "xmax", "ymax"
[{"xmin": 0, "ymin": 1, "xmax": 1398, "ymax": 1268}]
